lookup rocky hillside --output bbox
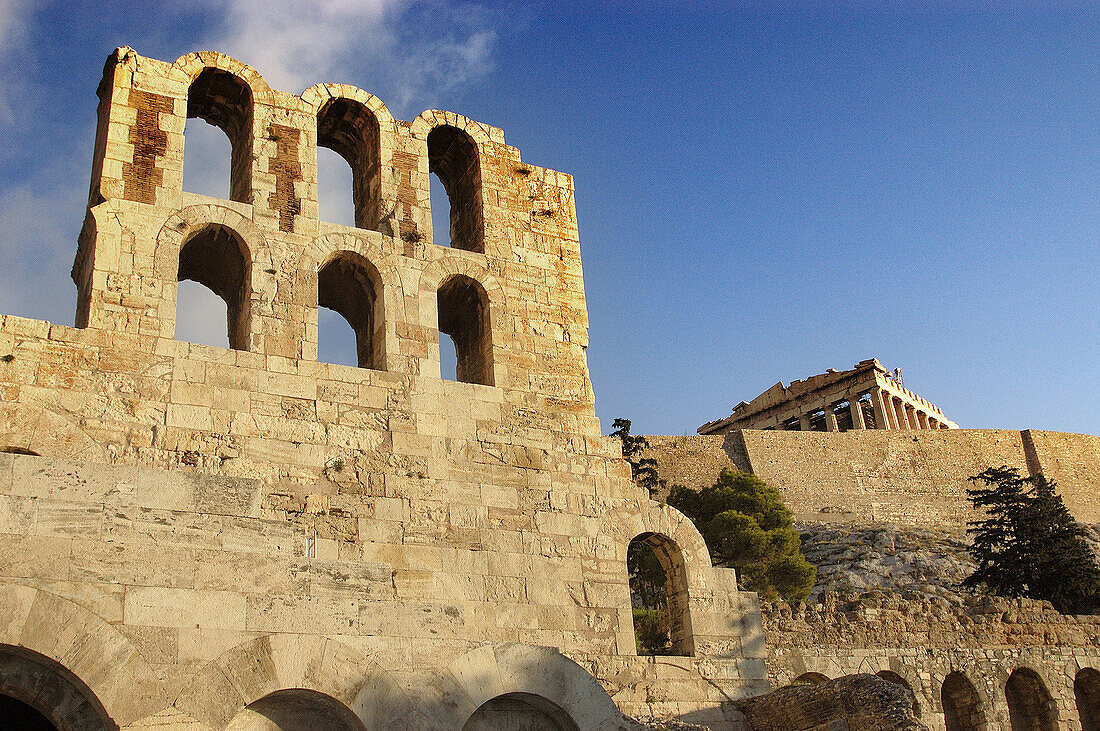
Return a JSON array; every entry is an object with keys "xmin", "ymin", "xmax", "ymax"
[{"xmin": 797, "ymin": 521, "xmax": 977, "ymax": 603}]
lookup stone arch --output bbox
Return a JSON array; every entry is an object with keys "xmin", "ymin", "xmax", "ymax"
[
  {"xmin": 301, "ymin": 85, "xmax": 397, "ymax": 233},
  {"xmin": 463, "ymin": 692, "xmax": 579, "ymax": 731},
  {"xmin": 0, "ymin": 645, "xmax": 113, "ymax": 731},
  {"xmin": 1077, "ymin": 667, "xmax": 1100, "ymax": 731},
  {"xmin": 425, "ymin": 644, "xmax": 621, "ymax": 731},
  {"xmin": 628, "ymin": 532, "xmax": 694, "ymax": 656},
  {"xmin": 317, "ymin": 250, "xmax": 386, "ymax": 370},
  {"xmin": 0, "ymin": 403, "xmax": 105, "ymax": 462},
  {"xmin": 1005, "ymin": 667, "xmax": 1056, "ymax": 731},
  {"xmin": 792, "ymin": 672, "xmax": 829, "ymax": 685},
  {"xmin": 172, "ymin": 54, "xmax": 266, "ymax": 205},
  {"xmin": 421, "ymin": 258, "xmax": 505, "ymax": 387},
  {"xmin": 411, "ymin": 112, "xmax": 491, "ymax": 253},
  {"xmin": 436, "ymin": 274, "xmax": 493, "ymax": 386},
  {"xmin": 942, "ymin": 671, "xmax": 985, "ymax": 731},
  {"xmin": 0, "ymin": 583, "xmax": 164, "ymax": 727},
  {"xmin": 225, "ymin": 688, "xmax": 365, "ymax": 731},
  {"xmin": 297, "ymin": 233, "xmax": 400, "ymax": 367},
  {"xmin": 174, "ymin": 634, "xmax": 384, "ymax": 731},
  {"xmin": 876, "ymin": 670, "xmax": 920, "ymax": 717},
  {"xmin": 155, "ymin": 205, "xmax": 272, "ymax": 351}
]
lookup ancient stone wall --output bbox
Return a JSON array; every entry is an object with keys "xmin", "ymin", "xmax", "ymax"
[
  {"xmin": 762, "ymin": 593, "xmax": 1100, "ymax": 730},
  {"xmin": 735, "ymin": 673, "xmax": 926, "ymax": 731},
  {"xmin": 645, "ymin": 429, "xmax": 1100, "ymax": 526},
  {"xmin": 0, "ymin": 47, "xmax": 771, "ymax": 729}
]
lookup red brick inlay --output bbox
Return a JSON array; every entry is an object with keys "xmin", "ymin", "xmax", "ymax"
[{"xmin": 122, "ymin": 90, "xmax": 174, "ymax": 204}]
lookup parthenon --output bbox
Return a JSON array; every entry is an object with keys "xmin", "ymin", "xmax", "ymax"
[{"xmin": 698, "ymin": 358, "xmax": 958, "ymax": 435}]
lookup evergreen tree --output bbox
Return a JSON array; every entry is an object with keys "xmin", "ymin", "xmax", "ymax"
[
  {"xmin": 668, "ymin": 468, "xmax": 816, "ymax": 602},
  {"xmin": 965, "ymin": 466, "xmax": 1100, "ymax": 614},
  {"xmin": 609, "ymin": 418, "xmax": 661, "ymax": 495}
]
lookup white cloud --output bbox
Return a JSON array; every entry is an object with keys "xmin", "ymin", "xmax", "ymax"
[{"xmin": 202, "ymin": 0, "xmax": 496, "ymax": 112}]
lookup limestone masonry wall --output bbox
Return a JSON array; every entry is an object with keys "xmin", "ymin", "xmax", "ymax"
[
  {"xmin": 762, "ymin": 593, "xmax": 1100, "ymax": 730},
  {"xmin": 0, "ymin": 47, "xmax": 770, "ymax": 730},
  {"xmin": 645, "ymin": 429, "xmax": 1100, "ymax": 527}
]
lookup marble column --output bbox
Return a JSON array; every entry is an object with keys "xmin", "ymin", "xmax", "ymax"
[
  {"xmin": 798, "ymin": 413, "xmax": 811, "ymax": 431},
  {"xmin": 871, "ymin": 388, "xmax": 891, "ymax": 430},
  {"xmin": 849, "ymin": 398, "xmax": 867, "ymax": 430},
  {"xmin": 825, "ymin": 406, "xmax": 839, "ymax": 432}
]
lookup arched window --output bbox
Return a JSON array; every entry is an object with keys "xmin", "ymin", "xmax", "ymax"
[
  {"xmin": 792, "ymin": 672, "xmax": 829, "ymax": 685},
  {"xmin": 464, "ymin": 693, "xmax": 579, "ymax": 731},
  {"xmin": 427, "ymin": 125, "xmax": 484, "ymax": 252},
  {"xmin": 1077, "ymin": 668, "xmax": 1100, "ymax": 731},
  {"xmin": 877, "ymin": 670, "xmax": 920, "ymax": 717},
  {"xmin": 437, "ymin": 275, "xmax": 492, "ymax": 385},
  {"xmin": 627, "ymin": 532, "xmax": 693, "ymax": 656},
  {"xmin": 0, "ymin": 645, "xmax": 113, "ymax": 731},
  {"xmin": 942, "ymin": 672, "xmax": 983, "ymax": 731},
  {"xmin": 177, "ymin": 224, "xmax": 251, "ymax": 350},
  {"xmin": 317, "ymin": 99, "xmax": 381, "ymax": 230},
  {"xmin": 225, "ymin": 689, "xmax": 363, "ymax": 731},
  {"xmin": 185, "ymin": 68, "xmax": 253, "ymax": 203},
  {"xmin": 1006, "ymin": 668, "xmax": 1056, "ymax": 731},
  {"xmin": 317, "ymin": 252, "xmax": 383, "ymax": 369}
]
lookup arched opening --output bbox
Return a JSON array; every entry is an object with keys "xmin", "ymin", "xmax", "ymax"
[
  {"xmin": 0, "ymin": 645, "xmax": 114, "ymax": 730},
  {"xmin": 317, "ymin": 252, "xmax": 383, "ymax": 370},
  {"xmin": 437, "ymin": 275, "xmax": 492, "ymax": 385},
  {"xmin": 1006, "ymin": 668, "xmax": 1056, "ymax": 731},
  {"xmin": 225, "ymin": 688, "xmax": 364, "ymax": 731},
  {"xmin": 792, "ymin": 672, "xmax": 829, "ymax": 685},
  {"xmin": 463, "ymin": 692, "xmax": 579, "ymax": 731},
  {"xmin": 627, "ymin": 532, "xmax": 693, "ymax": 657},
  {"xmin": 942, "ymin": 671, "xmax": 984, "ymax": 731},
  {"xmin": 186, "ymin": 68, "xmax": 253, "ymax": 203},
  {"xmin": 1076, "ymin": 668, "xmax": 1100, "ymax": 731},
  {"xmin": 317, "ymin": 98, "xmax": 381, "ymax": 230},
  {"xmin": 177, "ymin": 224, "xmax": 251, "ymax": 350},
  {"xmin": 427, "ymin": 125, "xmax": 484, "ymax": 252},
  {"xmin": 877, "ymin": 670, "xmax": 920, "ymax": 717}
]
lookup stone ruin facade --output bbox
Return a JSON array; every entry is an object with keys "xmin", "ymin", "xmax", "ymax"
[
  {"xmin": 699, "ymin": 358, "xmax": 957, "ymax": 435},
  {"xmin": 0, "ymin": 48, "xmax": 771, "ymax": 729}
]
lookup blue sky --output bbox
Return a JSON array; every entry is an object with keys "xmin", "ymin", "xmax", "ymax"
[{"xmin": 0, "ymin": 2, "xmax": 1097, "ymax": 437}]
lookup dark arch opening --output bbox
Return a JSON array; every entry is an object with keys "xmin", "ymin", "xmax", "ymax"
[
  {"xmin": 427, "ymin": 125, "xmax": 484, "ymax": 252},
  {"xmin": 437, "ymin": 275, "xmax": 492, "ymax": 385},
  {"xmin": 1077, "ymin": 668, "xmax": 1100, "ymax": 731},
  {"xmin": 877, "ymin": 670, "xmax": 920, "ymax": 717},
  {"xmin": 1006, "ymin": 668, "xmax": 1056, "ymax": 731},
  {"xmin": 318, "ymin": 252, "xmax": 383, "ymax": 370},
  {"xmin": 463, "ymin": 692, "xmax": 579, "ymax": 731},
  {"xmin": 186, "ymin": 68, "xmax": 254, "ymax": 203},
  {"xmin": 225, "ymin": 688, "xmax": 364, "ymax": 731},
  {"xmin": 0, "ymin": 645, "xmax": 114, "ymax": 731},
  {"xmin": 177, "ymin": 224, "xmax": 251, "ymax": 351},
  {"xmin": 317, "ymin": 98, "xmax": 381, "ymax": 230},
  {"xmin": 792, "ymin": 672, "xmax": 829, "ymax": 686},
  {"xmin": 627, "ymin": 532, "xmax": 693, "ymax": 657},
  {"xmin": 942, "ymin": 671, "xmax": 983, "ymax": 731}
]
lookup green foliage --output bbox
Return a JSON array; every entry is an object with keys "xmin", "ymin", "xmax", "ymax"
[
  {"xmin": 965, "ymin": 466, "xmax": 1100, "ymax": 614},
  {"xmin": 609, "ymin": 418, "xmax": 661, "ymax": 495},
  {"xmin": 631, "ymin": 608, "xmax": 672, "ymax": 655},
  {"xmin": 627, "ymin": 540, "xmax": 667, "ymax": 611},
  {"xmin": 668, "ymin": 467, "xmax": 815, "ymax": 602}
]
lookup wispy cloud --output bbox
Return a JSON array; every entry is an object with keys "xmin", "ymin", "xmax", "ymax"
[
  {"xmin": 0, "ymin": 0, "xmax": 36, "ymax": 127},
  {"xmin": 202, "ymin": 0, "xmax": 496, "ymax": 112}
]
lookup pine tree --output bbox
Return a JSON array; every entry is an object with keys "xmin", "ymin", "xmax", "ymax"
[
  {"xmin": 965, "ymin": 466, "xmax": 1100, "ymax": 614},
  {"xmin": 609, "ymin": 418, "xmax": 661, "ymax": 495},
  {"xmin": 668, "ymin": 468, "xmax": 816, "ymax": 603}
]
